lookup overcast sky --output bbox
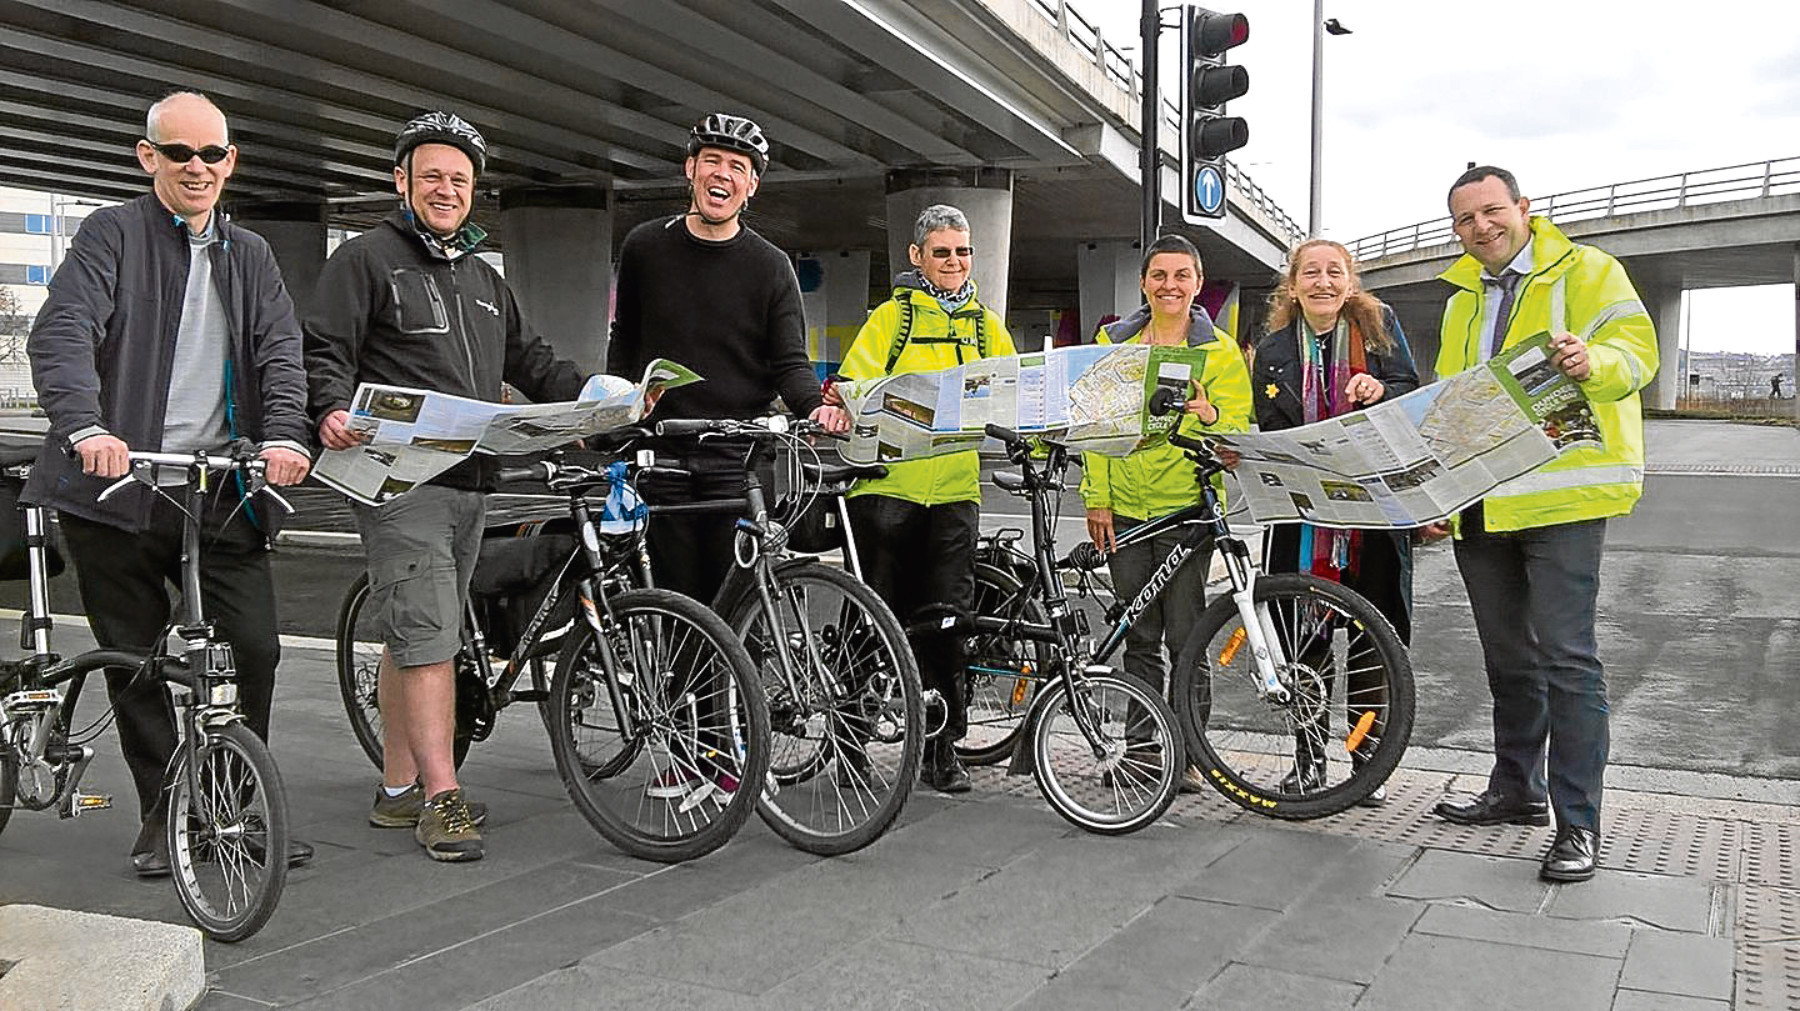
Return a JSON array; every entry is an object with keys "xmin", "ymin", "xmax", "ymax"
[{"xmin": 1087, "ymin": 0, "xmax": 1800, "ymax": 354}]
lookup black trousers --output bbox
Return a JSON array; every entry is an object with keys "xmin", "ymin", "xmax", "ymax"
[
  {"xmin": 639, "ymin": 454, "xmax": 752, "ymax": 605},
  {"xmin": 60, "ymin": 490, "xmax": 280, "ymax": 825},
  {"xmin": 847, "ymin": 496, "xmax": 978, "ymax": 739}
]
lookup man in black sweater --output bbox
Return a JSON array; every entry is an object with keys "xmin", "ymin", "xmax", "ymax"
[{"xmin": 609, "ymin": 113, "xmax": 848, "ymax": 602}]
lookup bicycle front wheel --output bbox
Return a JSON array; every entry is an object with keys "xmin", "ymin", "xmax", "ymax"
[
  {"xmin": 1031, "ymin": 670, "xmax": 1182, "ymax": 835},
  {"xmin": 548, "ymin": 588, "xmax": 769, "ymax": 863},
  {"xmin": 1174, "ymin": 573, "xmax": 1414, "ymax": 820},
  {"xmin": 729, "ymin": 562, "xmax": 922, "ymax": 856},
  {"xmin": 167, "ymin": 721, "xmax": 290, "ymax": 942},
  {"xmin": 959, "ymin": 562, "xmax": 1048, "ymax": 766}
]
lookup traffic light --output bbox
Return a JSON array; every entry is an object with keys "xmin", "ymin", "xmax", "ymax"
[{"xmin": 1180, "ymin": 6, "xmax": 1249, "ymax": 223}]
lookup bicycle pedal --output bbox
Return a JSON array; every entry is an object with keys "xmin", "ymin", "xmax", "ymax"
[{"xmin": 64, "ymin": 792, "xmax": 113, "ymax": 818}]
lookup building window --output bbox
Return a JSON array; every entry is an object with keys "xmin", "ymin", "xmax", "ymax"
[
  {"xmin": 25, "ymin": 214, "xmax": 52, "ymax": 234},
  {"xmin": 26, "ymin": 265, "xmax": 50, "ymax": 285}
]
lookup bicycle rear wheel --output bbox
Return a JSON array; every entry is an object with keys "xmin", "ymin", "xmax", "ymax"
[
  {"xmin": 958, "ymin": 562, "xmax": 1048, "ymax": 766},
  {"xmin": 1031, "ymin": 670, "xmax": 1182, "ymax": 835},
  {"xmin": 1174, "ymin": 573, "xmax": 1414, "ymax": 820},
  {"xmin": 727, "ymin": 562, "xmax": 922, "ymax": 856},
  {"xmin": 166, "ymin": 721, "xmax": 289, "ymax": 942},
  {"xmin": 336, "ymin": 574, "xmax": 471, "ymax": 772},
  {"xmin": 548, "ymin": 588, "xmax": 769, "ymax": 863}
]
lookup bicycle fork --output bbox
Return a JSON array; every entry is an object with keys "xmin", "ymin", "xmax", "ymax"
[{"xmin": 1218, "ymin": 540, "xmax": 1292, "ymax": 705}]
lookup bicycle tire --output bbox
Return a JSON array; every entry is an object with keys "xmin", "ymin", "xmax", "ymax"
[
  {"xmin": 725, "ymin": 561, "xmax": 923, "ymax": 856},
  {"xmin": 1030, "ymin": 670, "xmax": 1182, "ymax": 835},
  {"xmin": 547, "ymin": 587, "xmax": 770, "ymax": 863},
  {"xmin": 1173, "ymin": 573, "xmax": 1414, "ymax": 820},
  {"xmin": 166, "ymin": 720, "xmax": 289, "ymax": 942},
  {"xmin": 335, "ymin": 574, "xmax": 471, "ymax": 772},
  {"xmin": 0, "ymin": 739, "xmax": 15, "ymax": 837},
  {"xmin": 959, "ymin": 562, "xmax": 1049, "ymax": 766}
]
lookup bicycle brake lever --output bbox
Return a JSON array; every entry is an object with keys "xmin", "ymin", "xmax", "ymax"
[
  {"xmin": 259, "ymin": 485, "xmax": 295, "ymax": 515},
  {"xmin": 95, "ymin": 471, "xmax": 142, "ymax": 503}
]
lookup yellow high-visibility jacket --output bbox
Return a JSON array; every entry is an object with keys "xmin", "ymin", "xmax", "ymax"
[{"xmin": 1437, "ymin": 216, "xmax": 1657, "ymax": 532}]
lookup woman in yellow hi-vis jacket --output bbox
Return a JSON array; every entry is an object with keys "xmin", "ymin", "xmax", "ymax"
[
  {"xmin": 1079, "ymin": 233, "xmax": 1251, "ymax": 792},
  {"xmin": 828, "ymin": 204, "xmax": 1016, "ymax": 793}
]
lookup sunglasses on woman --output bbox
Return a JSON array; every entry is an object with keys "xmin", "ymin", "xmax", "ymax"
[
  {"xmin": 927, "ymin": 245, "xmax": 974, "ymax": 259},
  {"xmin": 145, "ymin": 141, "xmax": 232, "ymax": 164}
]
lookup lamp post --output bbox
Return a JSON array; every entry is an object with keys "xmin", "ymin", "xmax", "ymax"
[{"xmin": 1308, "ymin": 4, "xmax": 1351, "ymax": 237}]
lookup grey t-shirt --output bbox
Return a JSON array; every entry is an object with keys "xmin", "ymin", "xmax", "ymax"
[{"xmin": 160, "ymin": 223, "xmax": 232, "ymax": 454}]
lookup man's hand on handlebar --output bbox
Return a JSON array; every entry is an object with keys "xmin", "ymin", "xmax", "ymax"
[
  {"xmin": 259, "ymin": 446, "xmax": 312, "ymax": 486},
  {"xmin": 74, "ymin": 433, "xmax": 130, "ymax": 479},
  {"xmin": 809, "ymin": 404, "xmax": 851, "ymax": 434},
  {"xmin": 317, "ymin": 409, "xmax": 366, "ymax": 451}
]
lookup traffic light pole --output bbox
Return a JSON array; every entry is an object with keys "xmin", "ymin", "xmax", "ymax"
[{"xmin": 1139, "ymin": 0, "xmax": 1160, "ymax": 253}]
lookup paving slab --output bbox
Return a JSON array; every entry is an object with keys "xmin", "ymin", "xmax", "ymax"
[
  {"xmin": 1171, "ymin": 825, "xmax": 1360, "ymax": 910},
  {"xmin": 1545, "ymin": 869, "xmax": 1720, "ymax": 933},
  {"xmin": 1189, "ymin": 963, "xmax": 1364, "ymax": 1011},
  {"xmin": 760, "ymin": 937, "xmax": 1050, "ymax": 1010},
  {"xmin": 1357, "ymin": 933, "xmax": 1620, "ymax": 1011},
  {"xmin": 1385, "ymin": 849, "xmax": 1551, "ymax": 913},
  {"xmin": 1611, "ymin": 990, "xmax": 1733, "ymax": 1011},
  {"xmin": 1017, "ymin": 896, "xmax": 1279, "ymax": 1008},
  {"xmin": 1414, "ymin": 903, "xmax": 1634, "ymax": 959},
  {"xmin": 1619, "ymin": 930, "xmax": 1736, "ymax": 1002},
  {"xmin": 1236, "ymin": 894, "xmax": 1423, "ymax": 984}
]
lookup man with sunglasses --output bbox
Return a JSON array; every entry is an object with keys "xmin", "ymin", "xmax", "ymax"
[
  {"xmin": 825, "ymin": 204, "xmax": 1016, "ymax": 792},
  {"xmin": 25, "ymin": 90, "xmax": 315, "ymax": 877},
  {"xmin": 609, "ymin": 113, "xmax": 848, "ymax": 608}
]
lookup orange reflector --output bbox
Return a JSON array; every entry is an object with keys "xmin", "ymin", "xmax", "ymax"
[
  {"xmin": 1345, "ymin": 710, "xmax": 1377, "ymax": 753},
  {"xmin": 1010, "ymin": 676, "xmax": 1030, "ymax": 706},
  {"xmin": 1218, "ymin": 626, "xmax": 1246, "ymax": 666}
]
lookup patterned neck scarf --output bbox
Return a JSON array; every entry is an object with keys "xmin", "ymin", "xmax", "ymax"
[
  {"xmin": 402, "ymin": 204, "xmax": 486, "ymax": 262},
  {"xmin": 1296, "ymin": 316, "xmax": 1369, "ymax": 581},
  {"xmin": 917, "ymin": 274, "xmax": 975, "ymax": 315}
]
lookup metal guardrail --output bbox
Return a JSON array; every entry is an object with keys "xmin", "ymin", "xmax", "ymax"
[
  {"xmin": 1348, "ymin": 156, "xmax": 1800, "ymax": 261},
  {"xmin": 1022, "ymin": 0, "xmax": 1304, "ymax": 246}
]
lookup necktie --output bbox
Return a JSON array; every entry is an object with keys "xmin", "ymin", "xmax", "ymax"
[{"xmin": 1487, "ymin": 270, "xmax": 1521, "ymax": 359}]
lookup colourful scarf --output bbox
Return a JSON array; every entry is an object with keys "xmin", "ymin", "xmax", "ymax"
[{"xmin": 1296, "ymin": 316, "xmax": 1369, "ymax": 581}]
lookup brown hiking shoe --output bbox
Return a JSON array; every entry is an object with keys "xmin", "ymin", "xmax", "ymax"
[
  {"xmin": 414, "ymin": 788, "xmax": 484, "ymax": 862},
  {"xmin": 370, "ymin": 783, "xmax": 489, "ymax": 829}
]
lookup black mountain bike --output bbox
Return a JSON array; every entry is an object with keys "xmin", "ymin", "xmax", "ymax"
[
  {"xmin": 967, "ymin": 420, "xmax": 1415, "ymax": 820},
  {"xmin": 336, "ymin": 447, "xmax": 771, "ymax": 863}
]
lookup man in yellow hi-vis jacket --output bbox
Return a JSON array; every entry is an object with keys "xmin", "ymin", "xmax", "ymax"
[
  {"xmin": 830, "ymin": 204, "xmax": 1017, "ymax": 793},
  {"xmin": 1427, "ymin": 166, "xmax": 1658, "ymax": 885}
]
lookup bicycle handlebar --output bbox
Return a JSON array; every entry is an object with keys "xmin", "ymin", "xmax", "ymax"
[
  {"xmin": 94, "ymin": 448, "xmax": 292, "ymax": 514},
  {"xmin": 654, "ymin": 416, "xmax": 824, "ymax": 439}
]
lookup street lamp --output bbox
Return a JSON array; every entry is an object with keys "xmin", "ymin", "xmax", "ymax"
[
  {"xmin": 1309, "ymin": 3, "xmax": 1351, "ymax": 236},
  {"xmin": 48, "ymin": 194, "xmax": 103, "ymax": 274}
]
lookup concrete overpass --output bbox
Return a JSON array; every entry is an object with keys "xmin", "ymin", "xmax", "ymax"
[
  {"xmin": 1352, "ymin": 157, "xmax": 1800, "ymax": 412},
  {"xmin": 0, "ymin": 0, "xmax": 1301, "ymax": 368}
]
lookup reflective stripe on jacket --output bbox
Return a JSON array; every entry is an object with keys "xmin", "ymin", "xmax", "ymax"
[
  {"xmin": 839, "ymin": 282, "xmax": 1016, "ymax": 505},
  {"xmin": 1437, "ymin": 216, "xmax": 1657, "ymax": 533},
  {"xmin": 1078, "ymin": 320, "xmax": 1252, "ymax": 521}
]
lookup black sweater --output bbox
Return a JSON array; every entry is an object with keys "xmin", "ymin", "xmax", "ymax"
[{"xmin": 608, "ymin": 216, "xmax": 822, "ymax": 423}]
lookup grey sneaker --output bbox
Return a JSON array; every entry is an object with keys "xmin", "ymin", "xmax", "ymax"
[
  {"xmin": 1179, "ymin": 765, "xmax": 1209, "ymax": 795},
  {"xmin": 370, "ymin": 783, "xmax": 488, "ymax": 829},
  {"xmin": 414, "ymin": 789, "xmax": 484, "ymax": 862}
]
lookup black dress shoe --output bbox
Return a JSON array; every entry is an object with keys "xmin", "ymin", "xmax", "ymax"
[
  {"xmin": 1433, "ymin": 790, "xmax": 1549, "ymax": 826},
  {"xmin": 1540, "ymin": 827, "xmax": 1599, "ymax": 882},
  {"xmin": 131, "ymin": 844, "xmax": 172, "ymax": 878},
  {"xmin": 286, "ymin": 839, "xmax": 316, "ymax": 868}
]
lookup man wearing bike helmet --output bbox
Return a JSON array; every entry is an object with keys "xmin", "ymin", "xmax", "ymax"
[
  {"xmin": 306, "ymin": 111, "xmax": 594, "ymax": 863},
  {"xmin": 25, "ymin": 91, "xmax": 315, "ymax": 877},
  {"xmin": 609, "ymin": 113, "xmax": 848, "ymax": 603}
]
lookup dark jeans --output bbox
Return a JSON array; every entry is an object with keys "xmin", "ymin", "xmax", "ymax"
[
  {"xmin": 1453, "ymin": 513, "xmax": 1609, "ymax": 833},
  {"xmin": 847, "ymin": 495, "xmax": 977, "ymax": 739},
  {"xmin": 60, "ymin": 490, "xmax": 280, "ymax": 827},
  {"xmin": 1107, "ymin": 516, "xmax": 1212, "ymax": 742}
]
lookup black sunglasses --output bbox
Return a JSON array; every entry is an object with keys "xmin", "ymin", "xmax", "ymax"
[
  {"xmin": 927, "ymin": 246, "xmax": 974, "ymax": 259},
  {"xmin": 145, "ymin": 140, "xmax": 231, "ymax": 164}
]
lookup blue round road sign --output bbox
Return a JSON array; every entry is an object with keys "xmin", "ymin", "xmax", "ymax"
[{"xmin": 1193, "ymin": 165, "xmax": 1225, "ymax": 216}]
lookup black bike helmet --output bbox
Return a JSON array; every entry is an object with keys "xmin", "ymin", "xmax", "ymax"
[
  {"xmin": 394, "ymin": 111, "xmax": 488, "ymax": 175},
  {"xmin": 686, "ymin": 113, "xmax": 769, "ymax": 175}
]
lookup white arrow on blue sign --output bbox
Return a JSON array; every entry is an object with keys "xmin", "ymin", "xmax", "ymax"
[{"xmin": 1193, "ymin": 165, "xmax": 1225, "ymax": 216}]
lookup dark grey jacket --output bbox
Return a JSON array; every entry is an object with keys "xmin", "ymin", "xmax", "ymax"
[
  {"xmin": 303, "ymin": 211, "xmax": 586, "ymax": 491},
  {"xmin": 24, "ymin": 194, "xmax": 311, "ymax": 531}
]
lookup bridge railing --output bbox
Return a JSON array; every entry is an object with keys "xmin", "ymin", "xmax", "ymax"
[
  {"xmin": 1022, "ymin": 0, "xmax": 1305, "ymax": 246},
  {"xmin": 1349, "ymin": 156, "xmax": 1800, "ymax": 261}
]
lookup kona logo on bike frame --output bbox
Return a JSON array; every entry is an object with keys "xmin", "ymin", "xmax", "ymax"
[{"xmin": 1119, "ymin": 540, "xmax": 1193, "ymax": 630}]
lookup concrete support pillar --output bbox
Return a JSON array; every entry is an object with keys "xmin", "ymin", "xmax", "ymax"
[
  {"xmin": 1791, "ymin": 246, "xmax": 1800, "ymax": 422},
  {"xmin": 1076, "ymin": 239, "xmax": 1143, "ymax": 343},
  {"xmin": 884, "ymin": 168, "xmax": 1013, "ymax": 320},
  {"xmin": 231, "ymin": 201, "xmax": 326, "ymax": 319},
  {"xmin": 1641, "ymin": 281, "xmax": 1684, "ymax": 411},
  {"xmin": 793, "ymin": 249, "xmax": 871, "ymax": 375},
  {"xmin": 498, "ymin": 183, "xmax": 612, "ymax": 373}
]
